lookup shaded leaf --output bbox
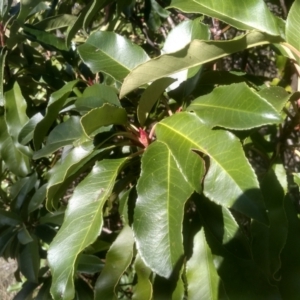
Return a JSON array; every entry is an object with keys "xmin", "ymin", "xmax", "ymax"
[
  {"xmin": 0, "ymin": 48, "xmax": 7, "ymax": 106},
  {"xmin": 169, "ymin": 0, "xmax": 282, "ymax": 36},
  {"xmin": 120, "ymin": 31, "xmax": 283, "ymax": 97},
  {"xmin": 48, "ymin": 158, "xmax": 127, "ymax": 300},
  {"xmin": 197, "ymin": 195, "xmax": 251, "ymax": 259},
  {"xmin": 77, "ymin": 254, "xmax": 103, "ymax": 274},
  {"xmin": 94, "ymin": 225, "xmax": 134, "ymax": 299},
  {"xmin": 78, "ymin": 31, "xmax": 149, "ymax": 81},
  {"xmin": 186, "ymin": 228, "xmax": 223, "ymax": 300},
  {"xmin": 0, "ymin": 209, "xmax": 21, "ymax": 226},
  {"xmin": 134, "ymin": 141, "xmax": 194, "ymax": 278},
  {"xmin": 75, "ymin": 83, "xmax": 120, "ymax": 114},
  {"xmin": 34, "ymin": 80, "xmax": 79, "ymax": 149},
  {"xmin": 251, "ymin": 167, "xmax": 288, "ymax": 279},
  {"xmin": 22, "ymin": 24, "xmax": 68, "ymax": 50},
  {"xmin": 0, "ymin": 115, "xmax": 31, "ymax": 176},
  {"xmin": 81, "ymin": 104, "xmax": 127, "ymax": 137},
  {"xmin": 18, "ymin": 113, "xmax": 43, "ymax": 145},
  {"xmin": 33, "ymin": 116, "xmax": 85, "ymax": 159},
  {"xmin": 188, "ymin": 82, "xmax": 281, "ymax": 130},
  {"xmin": 83, "ymin": 0, "xmax": 111, "ymax": 31},
  {"xmin": 19, "ymin": 235, "xmax": 40, "ymax": 283},
  {"xmin": 156, "ymin": 112, "xmax": 267, "ymax": 223},
  {"xmin": 27, "ymin": 184, "xmax": 47, "ymax": 213},
  {"xmin": 278, "ymin": 195, "xmax": 300, "ymax": 298},
  {"xmin": 33, "ymin": 14, "xmax": 77, "ymax": 31},
  {"xmin": 132, "ymin": 254, "xmax": 153, "ymax": 300},
  {"xmin": 138, "ymin": 77, "xmax": 176, "ymax": 126}
]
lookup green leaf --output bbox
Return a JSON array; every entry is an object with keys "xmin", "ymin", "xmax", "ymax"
[
  {"xmin": 138, "ymin": 77, "xmax": 176, "ymax": 126},
  {"xmin": 65, "ymin": 4, "xmax": 93, "ymax": 49},
  {"xmin": 5, "ymin": 82, "xmax": 29, "ymax": 142},
  {"xmin": 22, "ymin": 24, "xmax": 68, "ymax": 51},
  {"xmin": 120, "ymin": 31, "xmax": 283, "ymax": 97},
  {"xmin": 46, "ymin": 142, "xmax": 108, "ymax": 210},
  {"xmin": 197, "ymin": 195, "xmax": 251, "ymax": 259},
  {"xmin": 172, "ymin": 263, "xmax": 185, "ymax": 300},
  {"xmin": 77, "ymin": 254, "xmax": 103, "ymax": 274},
  {"xmin": 18, "ymin": 113, "xmax": 43, "ymax": 145},
  {"xmin": 19, "ymin": 235, "xmax": 40, "ymax": 283},
  {"xmin": 286, "ymin": 0, "xmax": 300, "ymax": 64},
  {"xmin": 251, "ymin": 167, "xmax": 288, "ymax": 278},
  {"xmin": 278, "ymin": 195, "xmax": 300, "ymax": 298},
  {"xmin": 81, "ymin": 104, "xmax": 127, "ymax": 137},
  {"xmin": 75, "ymin": 83, "xmax": 120, "ymax": 114},
  {"xmin": 0, "ymin": 48, "xmax": 7, "ymax": 106},
  {"xmin": 156, "ymin": 112, "xmax": 267, "ymax": 224},
  {"xmin": 17, "ymin": 0, "xmax": 44, "ymax": 23},
  {"xmin": 258, "ymin": 86, "xmax": 290, "ymax": 112},
  {"xmin": 134, "ymin": 141, "xmax": 194, "ymax": 278},
  {"xmin": 18, "ymin": 225, "xmax": 33, "ymax": 244},
  {"xmin": 0, "ymin": 209, "xmax": 21, "ymax": 226},
  {"xmin": 132, "ymin": 254, "xmax": 153, "ymax": 300},
  {"xmin": 33, "ymin": 116, "xmax": 85, "ymax": 159},
  {"xmin": 33, "ymin": 80, "xmax": 79, "ymax": 149},
  {"xmin": 13, "ymin": 172, "xmax": 37, "ymax": 211},
  {"xmin": 33, "ymin": 14, "xmax": 77, "ymax": 31},
  {"xmin": 48, "ymin": 158, "xmax": 127, "ymax": 300},
  {"xmin": 78, "ymin": 31, "xmax": 149, "ymax": 81},
  {"xmin": 187, "ymin": 83, "xmax": 281, "ymax": 130},
  {"xmin": 161, "ymin": 19, "xmax": 210, "ymax": 89},
  {"xmin": 83, "ymin": 0, "xmax": 111, "ymax": 31},
  {"xmin": 169, "ymin": 0, "xmax": 282, "ymax": 36},
  {"xmin": 186, "ymin": 228, "xmax": 224, "ymax": 300},
  {"xmin": 0, "ymin": 115, "xmax": 31, "ymax": 176},
  {"xmin": 94, "ymin": 225, "xmax": 134, "ymax": 300},
  {"xmin": 27, "ymin": 184, "xmax": 47, "ymax": 214}
]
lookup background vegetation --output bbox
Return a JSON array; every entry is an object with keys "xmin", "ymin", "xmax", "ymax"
[{"xmin": 1, "ymin": 0, "xmax": 300, "ymax": 299}]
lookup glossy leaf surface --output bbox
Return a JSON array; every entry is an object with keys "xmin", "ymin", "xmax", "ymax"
[
  {"xmin": 81, "ymin": 104, "xmax": 127, "ymax": 137},
  {"xmin": 78, "ymin": 31, "xmax": 149, "ymax": 81},
  {"xmin": 169, "ymin": 0, "xmax": 282, "ymax": 36},
  {"xmin": 48, "ymin": 158, "xmax": 126, "ymax": 300},
  {"xmin": 286, "ymin": 0, "xmax": 300, "ymax": 64},
  {"xmin": 120, "ymin": 31, "xmax": 283, "ymax": 97},
  {"xmin": 156, "ymin": 112, "xmax": 267, "ymax": 223},
  {"xmin": 134, "ymin": 141, "xmax": 194, "ymax": 278},
  {"xmin": 188, "ymin": 83, "xmax": 281, "ymax": 130}
]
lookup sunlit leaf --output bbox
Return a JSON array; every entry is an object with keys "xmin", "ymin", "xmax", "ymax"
[
  {"xmin": 156, "ymin": 112, "xmax": 267, "ymax": 223},
  {"xmin": 49, "ymin": 158, "xmax": 127, "ymax": 300},
  {"xmin": 188, "ymin": 82, "xmax": 281, "ymax": 130},
  {"xmin": 78, "ymin": 31, "xmax": 149, "ymax": 81},
  {"xmin": 286, "ymin": 0, "xmax": 300, "ymax": 64},
  {"xmin": 120, "ymin": 31, "xmax": 283, "ymax": 97},
  {"xmin": 134, "ymin": 141, "xmax": 194, "ymax": 278},
  {"xmin": 169, "ymin": 0, "xmax": 283, "ymax": 36}
]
